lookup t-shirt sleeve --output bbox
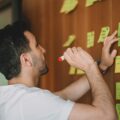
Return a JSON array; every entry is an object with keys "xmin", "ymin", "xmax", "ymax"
[{"xmin": 20, "ymin": 89, "xmax": 74, "ymax": 120}]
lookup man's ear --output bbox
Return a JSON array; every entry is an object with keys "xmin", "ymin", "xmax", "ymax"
[{"xmin": 20, "ymin": 53, "xmax": 32, "ymax": 67}]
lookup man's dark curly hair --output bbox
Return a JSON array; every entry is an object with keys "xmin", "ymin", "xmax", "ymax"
[{"xmin": 0, "ymin": 21, "xmax": 31, "ymax": 80}]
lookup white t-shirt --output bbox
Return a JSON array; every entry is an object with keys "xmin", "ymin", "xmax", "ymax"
[{"xmin": 0, "ymin": 84, "xmax": 74, "ymax": 120}]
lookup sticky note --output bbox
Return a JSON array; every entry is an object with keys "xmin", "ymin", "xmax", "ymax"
[
  {"xmin": 116, "ymin": 104, "xmax": 120, "ymax": 120},
  {"xmin": 118, "ymin": 22, "xmax": 120, "ymax": 47},
  {"xmin": 98, "ymin": 26, "xmax": 110, "ymax": 43},
  {"xmin": 118, "ymin": 23, "xmax": 120, "ymax": 37},
  {"xmin": 76, "ymin": 69, "xmax": 85, "ymax": 75},
  {"xmin": 115, "ymin": 56, "xmax": 120, "ymax": 73},
  {"xmin": 60, "ymin": 0, "xmax": 78, "ymax": 14},
  {"xmin": 85, "ymin": 0, "xmax": 94, "ymax": 7},
  {"xmin": 87, "ymin": 31, "xmax": 95, "ymax": 48},
  {"xmin": 85, "ymin": 0, "xmax": 99, "ymax": 7},
  {"xmin": 69, "ymin": 66, "xmax": 76, "ymax": 75},
  {"xmin": 63, "ymin": 35, "xmax": 75, "ymax": 47},
  {"xmin": 116, "ymin": 82, "xmax": 120, "ymax": 100}
]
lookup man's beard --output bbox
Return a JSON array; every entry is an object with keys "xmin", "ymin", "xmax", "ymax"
[
  {"xmin": 30, "ymin": 53, "xmax": 49, "ymax": 76},
  {"xmin": 40, "ymin": 64, "xmax": 49, "ymax": 76}
]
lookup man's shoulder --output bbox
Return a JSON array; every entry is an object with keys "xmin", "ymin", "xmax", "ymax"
[{"xmin": 0, "ymin": 84, "xmax": 43, "ymax": 100}]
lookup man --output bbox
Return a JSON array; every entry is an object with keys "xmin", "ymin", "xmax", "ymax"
[{"xmin": 0, "ymin": 21, "xmax": 118, "ymax": 120}]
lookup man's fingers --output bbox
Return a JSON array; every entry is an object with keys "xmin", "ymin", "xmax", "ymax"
[
  {"xmin": 110, "ymin": 38, "xmax": 119, "ymax": 44},
  {"xmin": 63, "ymin": 51, "xmax": 73, "ymax": 62},
  {"xmin": 77, "ymin": 47, "xmax": 82, "ymax": 51},
  {"xmin": 110, "ymin": 49, "xmax": 117, "ymax": 59},
  {"xmin": 109, "ymin": 30, "xmax": 117, "ymax": 39},
  {"xmin": 65, "ymin": 48, "xmax": 74, "ymax": 58},
  {"xmin": 104, "ymin": 31, "xmax": 118, "ymax": 45},
  {"xmin": 104, "ymin": 38, "xmax": 118, "ymax": 51},
  {"xmin": 72, "ymin": 47, "xmax": 78, "ymax": 54},
  {"xmin": 66, "ymin": 48, "xmax": 73, "ymax": 54}
]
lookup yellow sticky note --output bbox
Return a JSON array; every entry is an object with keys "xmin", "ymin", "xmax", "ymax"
[
  {"xmin": 60, "ymin": 0, "xmax": 78, "ymax": 14},
  {"xmin": 69, "ymin": 66, "xmax": 76, "ymax": 75},
  {"xmin": 76, "ymin": 69, "xmax": 85, "ymax": 75},
  {"xmin": 118, "ymin": 23, "xmax": 120, "ymax": 37},
  {"xmin": 116, "ymin": 104, "xmax": 120, "ymax": 120},
  {"xmin": 115, "ymin": 56, "xmax": 120, "ymax": 73},
  {"xmin": 118, "ymin": 22, "xmax": 120, "ymax": 47},
  {"xmin": 63, "ymin": 35, "xmax": 75, "ymax": 47},
  {"xmin": 87, "ymin": 31, "xmax": 95, "ymax": 48},
  {"xmin": 85, "ymin": 0, "xmax": 94, "ymax": 7},
  {"xmin": 85, "ymin": 0, "xmax": 98, "ymax": 7},
  {"xmin": 116, "ymin": 82, "xmax": 120, "ymax": 100},
  {"xmin": 98, "ymin": 26, "xmax": 110, "ymax": 43}
]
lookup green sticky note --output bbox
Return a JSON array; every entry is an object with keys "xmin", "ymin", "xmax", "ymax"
[
  {"xmin": 69, "ymin": 66, "xmax": 76, "ymax": 75},
  {"xmin": 115, "ymin": 56, "xmax": 120, "ymax": 73},
  {"xmin": 118, "ymin": 23, "xmax": 120, "ymax": 37},
  {"xmin": 118, "ymin": 38, "xmax": 120, "ymax": 47},
  {"xmin": 85, "ymin": 0, "xmax": 98, "ymax": 7},
  {"xmin": 85, "ymin": 0, "xmax": 94, "ymax": 7},
  {"xmin": 116, "ymin": 82, "xmax": 120, "ymax": 100},
  {"xmin": 116, "ymin": 104, "xmax": 120, "ymax": 120},
  {"xmin": 63, "ymin": 35, "xmax": 75, "ymax": 47},
  {"xmin": 87, "ymin": 31, "xmax": 95, "ymax": 48},
  {"xmin": 76, "ymin": 69, "xmax": 85, "ymax": 75},
  {"xmin": 98, "ymin": 26, "xmax": 110, "ymax": 43},
  {"xmin": 118, "ymin": 22, "xmax": 120, "ymax": 47},
  {"xmin": 60, "ymin": 0, "xmax": 78, "ymax": 14}
]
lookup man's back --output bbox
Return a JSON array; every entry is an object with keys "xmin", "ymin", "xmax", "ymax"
[{"xmin": 0, "ymin": 84, "xmax": 74, "ymax": 120}]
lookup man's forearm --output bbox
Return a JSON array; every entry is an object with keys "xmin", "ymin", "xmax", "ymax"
[
  {"xmin": 55, "ymin": 62, "xmax": 108, "ymax": 101},
  {"xmin": 86, "ymin": 62, "xmax": 116, "ymax": 118},
  {"xmin": 55, "ymin": 75, "xmax": 90, "ymax": 101}
]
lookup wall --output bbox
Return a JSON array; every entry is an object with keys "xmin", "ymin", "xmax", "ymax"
[
  {"xmin": 0, "ymin": 6, "xmax": 12, "ymax": 28},
  {"xmin": 22, "ymin": 0, "xmax": 120, "ymax": 105}
]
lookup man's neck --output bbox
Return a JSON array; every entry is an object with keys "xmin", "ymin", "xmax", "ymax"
[{"xmin": 8, "ymin": 75, "xmax": 39, "ymax": 87}]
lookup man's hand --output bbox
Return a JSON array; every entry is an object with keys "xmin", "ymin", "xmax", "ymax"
[
  {"xmin": 100, "ymin": 31, "xmax": 118, "ymax": 71},
  {"xmin": 63, "ymin": 47, "xmax": 95, "ymax": 72}
]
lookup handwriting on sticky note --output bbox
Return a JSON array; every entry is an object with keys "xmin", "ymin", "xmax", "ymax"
[
  {"xmin": 76, "ymin": 69, "xmax": 85, "ymax": 75},
  {"xmin": 87, "ymin": 31, "xmax": 95, "ymax": 48},
  {"xmin": 115, "ymin": 56, "xmax": 120, "ymax": 73},
  {"xmin": 116, "ymin": 82, "xmax": 120, "ymax": 100},
  {"xmin": 60, "ymin": 0, "xmax": 78, "ymax": 14},
  {"xmin": 116, "ymin": 104, "xmax": 120, "ymax": 120},
  {"xmin": 98, "ymin": 26, "xmax": 110, "ymax": 43},
  {"xmin": 69, "ymin": 66, "xmax": 76, "ymax": 75},
  {"xmin": 63, "ymin": 35, "xmax": 75, "ymax": 47}
]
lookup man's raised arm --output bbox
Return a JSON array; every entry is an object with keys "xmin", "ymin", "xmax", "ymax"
[
  {"xmin": 55, "ymin": 31, "xmax": 118, "ymax": 102},
  {"xmin": 63, "ymin": 47, "xmax": 117, "ymax": 120}
]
